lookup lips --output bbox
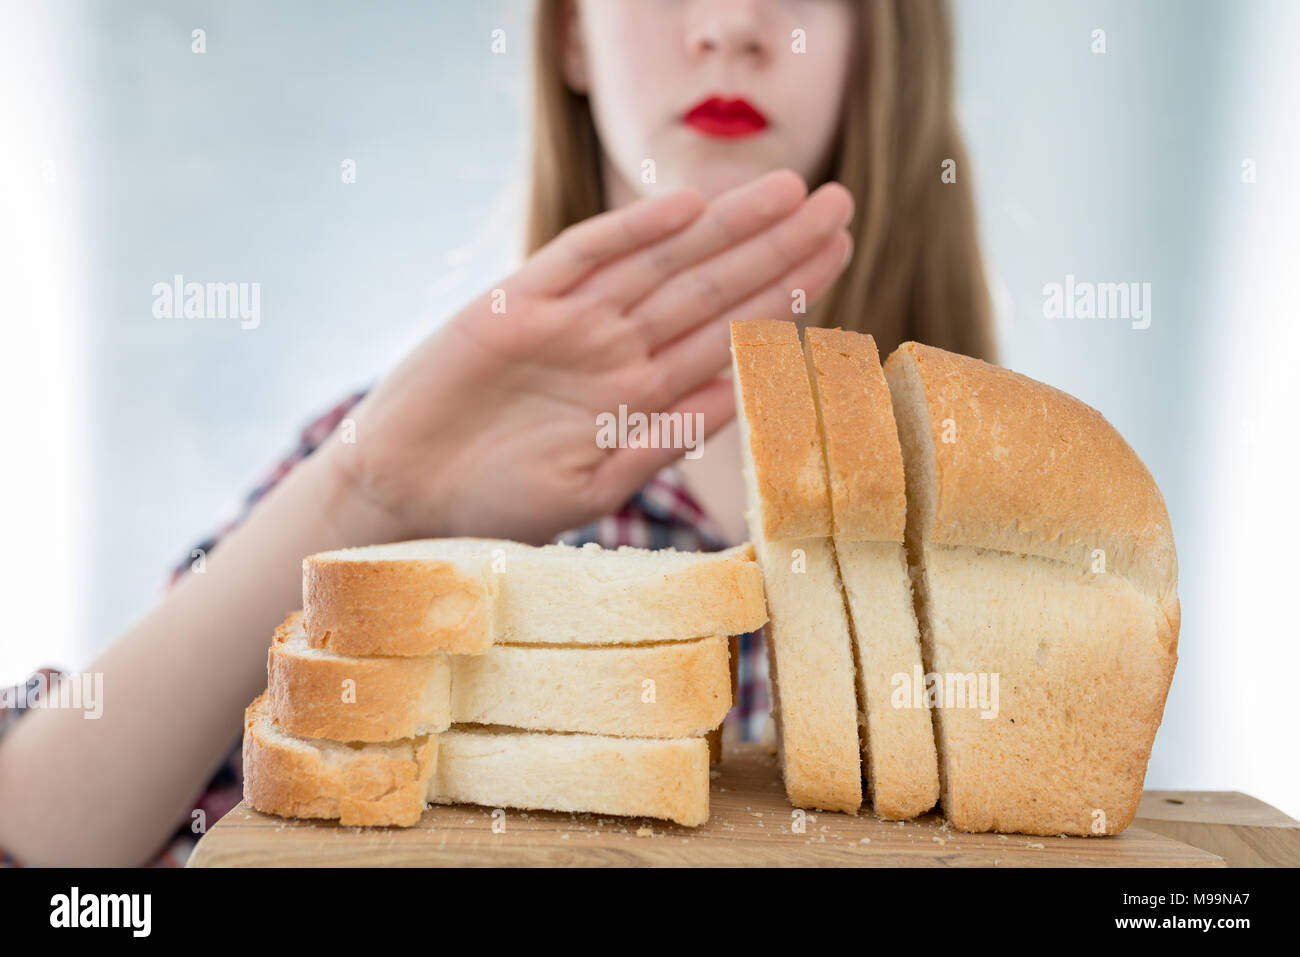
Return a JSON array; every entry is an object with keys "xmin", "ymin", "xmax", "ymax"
[{"xmin": 683, "ymin": 97, "xmax": 769, "ymax": 138}]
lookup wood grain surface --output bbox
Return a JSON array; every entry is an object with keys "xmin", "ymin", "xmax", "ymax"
[
  {"xmin": 189, "ymin": 744, "xmax": 1232, "ymax": 867},
  {"xmin": 1136, "ymin": 790, "xmax": 1300, "ymax": 867}
]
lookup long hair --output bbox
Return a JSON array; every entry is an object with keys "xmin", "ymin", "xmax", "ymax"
[{"xmin": 527, "ymin": 0, "xmax": 996, "ymax": 362}]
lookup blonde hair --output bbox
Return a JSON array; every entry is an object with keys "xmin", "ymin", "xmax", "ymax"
[{"xmin": 527, "ymin": 0, "xmax": 996, "ymax": 362}]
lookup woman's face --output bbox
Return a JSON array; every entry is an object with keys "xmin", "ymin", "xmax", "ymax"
[{"xmin": 567, "ymin": 0, "xmax": 858, "ymax": 204}]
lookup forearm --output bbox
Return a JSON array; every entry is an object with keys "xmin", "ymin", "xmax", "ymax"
[{"xmin": 0, "ymin": 444, "xmax": 412, "ymax": 866}]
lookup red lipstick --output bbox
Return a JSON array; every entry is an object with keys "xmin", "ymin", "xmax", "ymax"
[{"xmin": 683, "ymin": 97, "xmax": 769, "ymax": 138}]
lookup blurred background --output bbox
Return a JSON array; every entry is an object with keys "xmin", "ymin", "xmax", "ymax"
[{"xmin": 2, "ymin": 0, "xmax": 1297, "ymax": 815}]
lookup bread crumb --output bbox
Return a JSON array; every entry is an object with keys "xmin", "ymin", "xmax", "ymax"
[
  {"xmin": 858, "ymin": 837, "xmax": 871, "ymax": 844},
  {"xmin": 636, "ymin": 826, "xmax": 654, "ymax": 838},
  {"xmin": 1025, "ymin": 841, "xmax": 1045, "ymax": 849}
]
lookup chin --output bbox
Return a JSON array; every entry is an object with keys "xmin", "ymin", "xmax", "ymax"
[
  {"xmin": 655, "ymin": 139, "xmax": 791, "ymax": 199},
  {"xmin": 668, "ymin": 160, "xmax": 777, "ymax": 199}
]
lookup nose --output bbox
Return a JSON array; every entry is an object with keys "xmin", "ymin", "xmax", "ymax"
[{"xmin": 686, "ymin": 0, "xmax": 771, "ymax": 63}]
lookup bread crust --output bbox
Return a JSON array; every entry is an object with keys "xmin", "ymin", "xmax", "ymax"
[
  {"xmin": 803, "ymin": 328, "xmax": 908, "ymax": 543},
  {"xmin": 730, "ymin": 320, "xmax": 833, "ymax": 539},
  {"xmin": 883, "ymin": 341, "xmax": 1179, "ymax": 628},
  {"xmin": 304, "ymin": 555, "xmax": 493, "ymax": 656},
  {"xmin": 267, "ymin": 612, "xmax": 452, "ymax": 741},
  {"xmin": 242, "ymin": 693, "xmax": 437, "ymax": 827}
]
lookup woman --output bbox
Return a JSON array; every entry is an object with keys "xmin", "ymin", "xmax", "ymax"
[{"xmin": 0, "ymin": 0, "xmax": 994, "ymax": 866}]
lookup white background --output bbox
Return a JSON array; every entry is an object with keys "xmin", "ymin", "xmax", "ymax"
[{"xmin": 2, "ymin": 0, "xmax": 1297, "ymax": 816}]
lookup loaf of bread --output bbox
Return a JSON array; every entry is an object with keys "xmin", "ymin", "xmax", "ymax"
[
  {"xmin": 729, "ymin": 320, "xmax": 1177, "ymax": 835},
  {"xmin": 883, "ymin": 341, "xmax": 1178, "ymax": 835}
]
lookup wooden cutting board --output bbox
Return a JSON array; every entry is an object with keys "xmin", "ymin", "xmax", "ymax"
[
  {"xmin": 1136, "ymin": 789, "xmax": 1300, "ymax": 867},
  {"xmin": 188, "ymin": 744, "xmax": 1238, "ymax": 867}
]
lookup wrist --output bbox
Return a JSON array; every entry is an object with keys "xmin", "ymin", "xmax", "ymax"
[{"xmin": 303, "ymin": 442, "xmax": 417, "ymax": 548}]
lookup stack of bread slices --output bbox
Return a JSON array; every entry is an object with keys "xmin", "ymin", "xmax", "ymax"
[
  {"xmin": 732, "ymin": 320, "xmax": 1179, "ymax": 836},
  {"xmin": 242, "ymin": 540, "xmax": 768, "ymax": 827}
]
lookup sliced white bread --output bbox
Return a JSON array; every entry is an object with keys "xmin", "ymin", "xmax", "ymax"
[
  {"xmin": 883, "ymin": 341, "xmax": 1179, "ymax": 835},
  {"xmin": 243, "ymin": 695, "xmax": 710, "ymax": 827},
  {"xmin": 267, "ymin": 612, "xmax": 453, "ymax": 741},
  {"xmin": 303, "ymin": 538, "xmax": 506, "ymax": 656},
  {"xmin": 242, "ymin": 692, "xmax": 438, "ymax": 827},
  {"xmin": 268, "ymin": 612, "xmax": 732, "ymax": 742},
  {"xmin": 430, "ymin": 727, "xmax": 710, "ymax": 827},
  {"xmin": 803, "ymin": 328, "xmax": 940, "ymax": 820},
  {"xmin": 304, "ymin": 539, "xmax": 766, "ymax": 657},
  {"xmin": 451, "ymin": 635, "xmax": 730, "ymax": 740},
  {"xmin": 730, "ymin": 319, "xmax": 862, "ymax": 813}
]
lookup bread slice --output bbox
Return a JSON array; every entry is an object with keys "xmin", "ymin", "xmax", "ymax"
[
  {"xmin": 268, "ymin": 612, "xmax": 731, "ymax": 742},
  {"xmin": 431, "ymin": 727, "xmax": 710, "ymax": 827},
  {"xmin": 883, "ymin": 341, "xmax": 1179, "ymax": 835},
  {"xmin": 803, "ymin": 328, "xmax": 940, "ymax": 820},
  {"xmin": 243, "ymin": 695, "xmax": 710, "ymax": 827},
  {"xmin": 267, "ymin": 612, "xmax": 453, "ymax": 741},
  {"xmin": 451, "ymin": 635, "xmax": 730, "ymax": 740},
  {"xmin": 730, "ymin": 320, "xmax": 862, "ymax": 813},
  {"xmin": 303, "ymin": 538, "xmax": 505, "ymax": 656},
  {"xmin": 242, "ymin": 692, "xmax": 438, "ymax": 827},
  {"xmin": 304, "ymin": 539, "xmax": 766, "ymax": 657}
]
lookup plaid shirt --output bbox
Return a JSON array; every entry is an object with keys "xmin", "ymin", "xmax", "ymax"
[{"xmin": 2, "ymin": 391, "xmax": 768, "ymax": 867}]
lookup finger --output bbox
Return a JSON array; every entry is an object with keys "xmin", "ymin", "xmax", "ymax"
[
  {"xmin": 591, "ymin": 377, "xmax": 735, "ymax": 503},
  {"xmin": 575, "ymin": 170, "xmax": 807, "ymax": 308},
  {"xmin": 646, "ymin": 230, "xmax": 854, "ymax": 404},
  {"xmin": 629, "ymin": 182, "xmax": 854, "ymax": 350},
  {"xmin": 515, "ymin": 189, "xmax": 706, "ymax": 297}
]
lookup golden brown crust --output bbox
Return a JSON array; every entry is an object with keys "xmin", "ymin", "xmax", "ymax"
[
  {"xmin": 706, "ymin": 726, "xmax": 723, "ymax": 765},
  {"xmin": 803, "ymin": 328, "xmax": 907, "ymax": 543},
  {"xmin": 303, "ymin": 556, "xmax": 492, "ymax": 657},
  {"xmin": 241, "ymin": 693, "xmax": 437, "ymax": 827},
  {"xmin": 267, "ymin": 612, "xmax": 452, "ymax": 742},
  {"xmin": 730, "ymin": 320, "xmax": 833, "ymax": 539},
  {"xmin": 884, "ymin": 342, "xmax": 1179, "ymax": 621}
]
